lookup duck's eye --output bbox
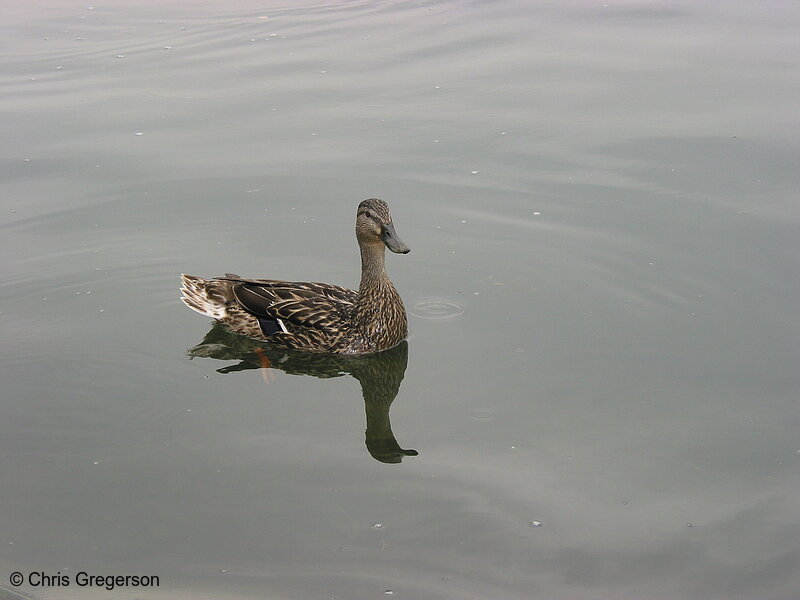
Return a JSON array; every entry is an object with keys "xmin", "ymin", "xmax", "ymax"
[{"xmin": 363, "ymin": 210, "xmax": 373, "ymax": 220}]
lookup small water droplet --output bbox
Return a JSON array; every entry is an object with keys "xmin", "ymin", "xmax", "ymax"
[
  {"xmin": 164, "ymin": 45, "xmax": 172, "ymax": 50},
  {"xmin": 116, "ymin": 54, "xmax": 126, "ymax": 59},
  {"xmin": 384, "ymin": 591, "xmax": 394, "ymax": 596},
  {"xmin": 93, "ymin": 461, "xmax": 99, "ymax": 465},
  {"xmin": 55, "ymin": 65, "xmax": 63, "ymax": 70},
  {"xmin": 373, "ymin": 522, "xmax": 383, "ymax": 529},
  {"xmin": 134, "ymin": 132, "xmax": 144, "ymax": 136},
  {"xmin": 529, "ymin": 520, "xmax": 543, "ymax": 527},
  {"xmin": 470, "ymin": 170, "xmax": 478, "ymax": 174},
  {"xmin": 99, "ymin": 309, "xmax": 105, "ymax": 313},
  {"xmin": 533, "ymin": 211, "xmax": 541, "ymax": 216},
  {"xmin": 515, "ymin": 347, "xmax": 525, "ymax": 352},
  {"xmin": 686, "ymin": 523, "xmax": 693, "ymax": 527},
  {"xmin": 621, "ymin": 500, "xmax": 629, "ymax": 506}
]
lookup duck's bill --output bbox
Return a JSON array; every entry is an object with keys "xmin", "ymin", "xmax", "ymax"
[{"xmin": 382, "ymin": 222, "xmax": 410, "ymax": 254}]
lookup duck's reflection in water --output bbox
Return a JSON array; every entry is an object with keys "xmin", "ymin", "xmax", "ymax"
[{"xmin": 188, "ymin": 323, "xmax": 418, "ymax": 463}]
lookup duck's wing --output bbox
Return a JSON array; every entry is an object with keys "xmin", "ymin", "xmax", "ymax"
[
  {"xmin": 222, "ymin": 274, "xmax": 355, "ymax": 303},
  {"xmin": 222, "ymin": 277, "xmax": 357, "ymax": 332}
]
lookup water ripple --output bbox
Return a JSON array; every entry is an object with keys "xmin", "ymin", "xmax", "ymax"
[{"xmin": 410, "ymin": 299, "xmax": 464, "ymax": 320}]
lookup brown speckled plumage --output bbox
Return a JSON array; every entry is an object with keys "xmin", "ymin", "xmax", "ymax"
[{"xmin": 180, "ymin": 198, "xmax": 410, "ymax": 355}]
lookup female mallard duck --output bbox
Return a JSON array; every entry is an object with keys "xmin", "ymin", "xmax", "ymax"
[{"xmin": 180, "ymin": 198, "xmax": 410, "ymax": 355}]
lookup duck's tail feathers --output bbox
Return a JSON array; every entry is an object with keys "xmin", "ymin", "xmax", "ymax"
[{"xmin": 180, "ymin": 274, "xmax": 228, "ymax": 320}]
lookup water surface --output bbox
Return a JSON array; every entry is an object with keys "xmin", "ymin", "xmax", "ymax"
[{"xmin": 2, "ymin": 1, "xmax": 799, "ymax": 599}]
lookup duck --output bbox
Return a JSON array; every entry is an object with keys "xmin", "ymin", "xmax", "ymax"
[{"xmin": 180, "ymin": 198, "xmax": 410, "ymax": 355}]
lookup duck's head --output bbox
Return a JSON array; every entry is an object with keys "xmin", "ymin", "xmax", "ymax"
[{"xmin": 356, "ymin": 198, "xmax": 410, "ymax": 254}]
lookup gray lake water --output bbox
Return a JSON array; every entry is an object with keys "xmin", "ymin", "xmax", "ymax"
[{"xmin": 2, "ymin": 1, "xmax": 799, "ymax": 599}]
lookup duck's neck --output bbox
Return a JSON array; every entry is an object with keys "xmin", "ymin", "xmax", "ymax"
[
  {"xmin": 358, "ymin": 242, "xmax": 389, "ymax": 296},
  {"xmin": 355, "ymin": 241, "xmax": 408, "ymax": 349}
]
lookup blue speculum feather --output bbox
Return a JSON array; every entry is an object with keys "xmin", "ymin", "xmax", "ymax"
[{"xmin": 257, "ymin": 315, "xmax": 283, "ymax": 337}]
